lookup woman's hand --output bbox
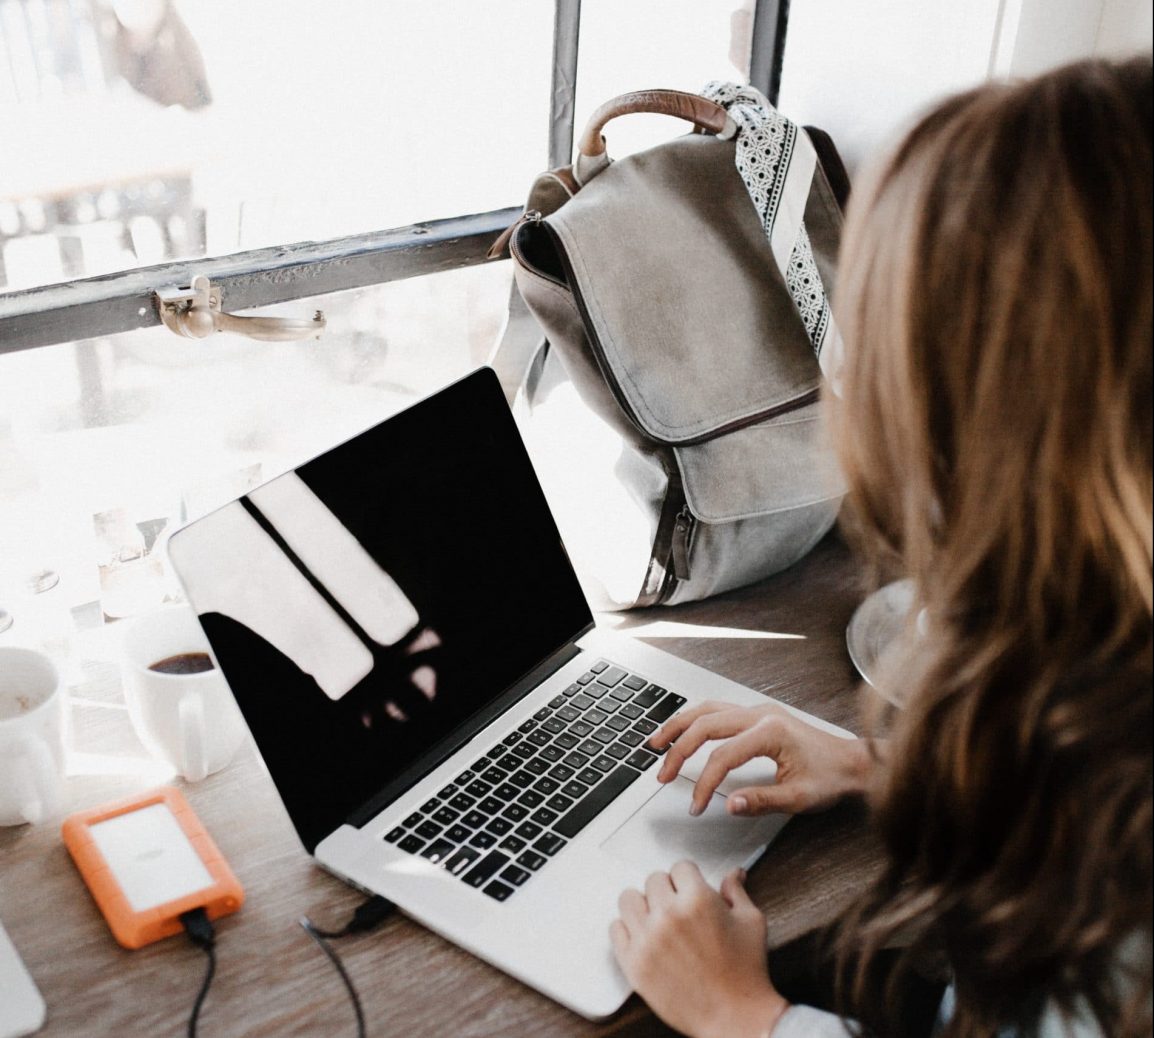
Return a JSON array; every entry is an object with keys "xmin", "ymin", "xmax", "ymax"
[
  {"xmin": 650, "ymin": 701, "xmax": 875, "ymax": 818},
  {"xmin": 610, "ymin": 862, "xmax": 788, "ymax": 1038}
]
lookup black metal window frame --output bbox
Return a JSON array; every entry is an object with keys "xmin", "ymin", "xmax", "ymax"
[{"xmin": 0, "ymin": 0, "xmax": 787, "ymax": 356}]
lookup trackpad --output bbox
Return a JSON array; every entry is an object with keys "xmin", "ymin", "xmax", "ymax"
[{"xmin": 600, "ymin": 778, "xmax": 787, "ymax": 884}]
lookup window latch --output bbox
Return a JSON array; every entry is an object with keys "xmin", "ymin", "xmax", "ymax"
[{"xmin": 155, "ymin": 275, "xmax": 326, "ymax": 342}]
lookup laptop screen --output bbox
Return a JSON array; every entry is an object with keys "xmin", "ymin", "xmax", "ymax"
[{"xmin": 168, "ymin": 369, "xmax": 594, "ymax": 851}]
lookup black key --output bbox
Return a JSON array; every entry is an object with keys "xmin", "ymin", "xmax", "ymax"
[
  {"xmin": 494, "ymin": 783, "xmax": 520, "ymax": 801},
  {"xmin": 403, "ymin": 812, "xmax": 422, "ymax": 829},
  {"xmin": 415, "ymin": 820, "xmax": 441, "ymax": 840},
  {"xmin": 591, "ymin": 755, "xmax": 617, "ymax": 772},
  {"xmin": 421, "ymin": 838, "xmax": 456, "ymax": 865},
  {"xmin": 593, "ymin": 728, "xmax": 617, "ymax": 745},
  {"xmin": 462, "ymin": 810, "xmax": 488, "ymax": 829},
  {"xmin": 517, "ymin": 850, "xmax": 547, "ymax": 871},
  {"xmin": 497, "ymin": 754, "xmax": 521, "ymax": 771},
  {"xmin": 488, "ymin": 744, "xmax": 506, "ymax": 758},
  {"xmin": 510, "ymin": 770, "xmax": 536, "ymax": 789},
  {"xmin": 398, "ymin": 834, "xmax": 425, "ymax": 854},
  {"xmin": 446, "ymin": 824, "xmax": 472, "ymax": 842},
  {"xmin": 464, "ymin": 780, "xmax": 492, "ymax": 798},
  {"xmin": 421, "ymin": 798, "xmax": 441, "ymax": 814},
  {"xmin": 502, "ymin": 802, "xmax": 529, "ymax": 822},
  {"xmin": 527, "ymin": 730, "xmax": 551, "ymax": 747},
  {"xmin": 515, "ymin": 820, "xmax": 543, "ymax": 840},
  {"xmin": 609, "ymin": 686, "xmax": 635, "ymax": 702},
  {"xmin": 518, "ymin": 719, "xmax": 538, "ymax": 734},
  {"xmin": 512, "ymin": 742, "xmax": 536, "ymax": 760},
  {"xmin": 553, "ymin": 733, "xmax": 579, "ymax": 750},
  {"xmin": 462, "ymin": 850, "xmax": 510, "ymax": 888},
  {"xmin": 606, "ymin": 742, "xmax": 631, "ymax": 760},
  {"xmin": 525, "ymin": 758, "xmax": 549, "ymax": 775},
  {"xmin": 445, "ymin": 846, "xmax": 481, "ymax": 876},
  {"xmin": 564, "ymin": 751, "xmax": 590, "ymax": 769},
  {"xmin": 533, "ymin": 707, "xmax": 553, "ymax": 721},
  {"xmin": 384, "ymin": 826, "xmax": 405, "ymax": 843},
  {"xmin": 534, "ymin": 777, "xmax": 560, "ymax": 795},
  {"xmin": 599, "ymin": 666, "xmax": 627, "ymax": 687},
  {"xmin": 534, "ymin": 832, "xmax": 567, "ymax": 856},
  {"xmin": 599, "ymin": 698, "xmax": 621, "ymax": 714},
  {"xmin": 499, "ymin": 835, "xmax": 527, "ymax": 854},
  {"xmin": 620, "ymin": 703, "xmax": 644, "ymax": 719},
  {"xmin": 622, "ymin": 674, "xmax": 648, "ymax": 691},
  {"xmin": 486, "ymin": 817, "xmax": 513, "ymax": 836},
  {"xmin": 577, "ymin": 739, "xmax": 602, "ymax": 757},
  {"xmin": 634, "ymin": 683, "xmax": 666, "ymax": 707},
  {"xmin": 502, "ymin": 732, "xmax": 523, "ymax": 746},
  {"xmin": 590, "ymin": 660, "xmax": 609, "ymax": 674},
  {"xmin": 561, "ymin": 683, "xmax": 583, "ymax": 697},
  {"xmin": 570, "ymin": 693, "xmax": 594, "ymax": 711},
  {"xmin": 457, "ymin": 769, "xmax": 477, "ymax": 784},
  {"xmin": 576, "ymin": 671, "xmax": 597, "ymax": 684},
  {"xmin": 569, "ymin": 720, "xmax": 594, "ymax": 738},
  {"xmin": 549, "ymin": 694, "xmax": 567, "ymax": 708},
  {"xmin": 438, "ymin": 783, "xmax": 460, "ymax": 799},
  {"xmin": 530, "ymin": 807, "xmax": 559, "ymax": 826},
  {"xmin": 544, "ymin": 794, "xmax": 573, "ymax": 813},
  {"xmin": 469, "ymin": 831, "xmax": 498, "ymax": 849},
  {"xmin": 585, "ymin": 709, "xmax": 609, "ymax": 726},
  {"xmin": 540, "ymin": 745, "xmax": 565, "ymax": 761},
  {"xmin": 484, "ymin": 880, "xmax": 515, "ymax": 902},
  {"xmin": 626, "ymin": 749, "xmax": 658, "ymax": 771},
  {"xmin": 618, "ymin": 731, "xmax": 645, "ymax": 747},
  {"xmin": 501, "ymin": 865, "xmax": 532, "ymax": 886},
  {"xmin": 518, "ymin": 790, "xmax": 545, "ymax": 808},
  {"xmin": 548, "ymin": 763, "xmax": 575, "ymax": 781},
  {"xmin": 480, "ymin": 767, "xmax": 509, "ymax": 785},
  {"xmin": 633, "ymin": 718, "xmax": 659, "ymax": 735},
  {"xmin": 557, "ymin": 706, "xmax": 581, "ymax": 722},
  {"xmin": 471, "ymin": 759, "xmax": 492, "ymax": 774},
  {"xmin": 478, "ymin": 796, "xmax": 504, "ymax": 815},
  {"xmin": 542, "ymin": 718, "xmax": 566, "ymax": 734},
  {"xmin": 584, "ymin": 683, "xmax": 608, "ymax": 700},
  {"xmin": 554, "ymin": 765, "xmax": 641, "ymax": 839},
  {"xmin": 606, "ymin": 715, "xmax": 630, "ymax": 732},
  {"xmin": 576, "ymin": 768, "xmax": 603, "ymax": 786},
  {"xmin": 646, "ymin": 694, "xmax": 687, "ymax": 724},
  {"xmin": 431, "ymin": 806, "xmax": 459, "ymax": 826},
  {"xmin": 562, "ymin": 780, "xmax": 590, "ymax": 798}
]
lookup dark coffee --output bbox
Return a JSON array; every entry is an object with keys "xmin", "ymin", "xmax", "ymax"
[{"xmin": 149, "ymin": 652, "xmax": 215, "ymax": 675}]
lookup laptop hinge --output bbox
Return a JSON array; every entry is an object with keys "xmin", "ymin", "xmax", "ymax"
[{"xmin": 344, "ymin": 626, "xmax": 594, "ymax": 832}]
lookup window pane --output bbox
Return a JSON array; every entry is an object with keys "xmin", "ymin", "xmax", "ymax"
[
  {"xmin": 0, "ymin": 262, "xmax": 510, "ymax": 630},
  {"xmin": 0, "ymin": 0, "xmax": 551, "ymax": 292},
  {"xmin": 573, "ymin": 0, "xmax": 752, "ymax": 161}
]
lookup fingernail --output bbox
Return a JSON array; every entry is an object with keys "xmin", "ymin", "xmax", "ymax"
[
  {"xmin": 689, "ymin": 801, "xmax": 702, "ymax": 817},
  {"xmin": 731, "ymin": 796, "xmax": 748, "ymax": 814}
]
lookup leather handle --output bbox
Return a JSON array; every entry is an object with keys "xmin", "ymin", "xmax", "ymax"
[{"xmin": 577, "ymin": 89, "xmax": 730, "ymax": 157}]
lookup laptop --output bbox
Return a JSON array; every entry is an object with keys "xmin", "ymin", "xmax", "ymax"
[{"xmin": 166, "ymin": 366, "xmax": 852, "ymax": 1019}]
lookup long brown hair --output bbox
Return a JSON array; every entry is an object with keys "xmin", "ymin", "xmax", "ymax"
[{"xmin": 828, "ymin": 58, "xmax": 1153, "ymax": 1037}]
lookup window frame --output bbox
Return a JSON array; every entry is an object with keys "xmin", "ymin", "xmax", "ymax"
[{"xmin": 0, "ymin": 0, "xmax": 787, "ymax": 356}]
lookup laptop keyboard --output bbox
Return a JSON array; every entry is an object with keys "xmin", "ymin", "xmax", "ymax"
[{"xmin": 382, "ymin": 660, "xmax": 686, "ymax": 903}]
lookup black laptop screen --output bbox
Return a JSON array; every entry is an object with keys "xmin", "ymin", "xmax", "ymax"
[{"xmin": 169, "ymin": 369, "xmax": 594, "ymax": 851}]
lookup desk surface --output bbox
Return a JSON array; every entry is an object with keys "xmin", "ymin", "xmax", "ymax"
[{"xmin": 0, "ymin": 534, "xmax": 883, "ymax": 1038}]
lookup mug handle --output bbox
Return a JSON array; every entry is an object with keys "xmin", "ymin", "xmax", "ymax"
[
  {"xmin": 178, "ymin": 694, "xmax": 208, "ymax": 783},
  {"xmin": 14, "ymin": 741, "xmax": 60, "ymax": 824}
]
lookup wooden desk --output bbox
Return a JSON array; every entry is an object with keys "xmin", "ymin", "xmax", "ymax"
[{"xmin": 0, "ymin": 534, "xmax": 883, "ymax": 1037}]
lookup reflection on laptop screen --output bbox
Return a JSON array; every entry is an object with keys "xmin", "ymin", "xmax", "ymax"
[{"xmin": 169, "ymin": 370, "xmax": 593, "ymax": 851}]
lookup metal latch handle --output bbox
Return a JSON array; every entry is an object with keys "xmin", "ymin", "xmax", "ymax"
[{"xmin": 155, "ymin": 275, "xmax": 326, "ymax": 342}]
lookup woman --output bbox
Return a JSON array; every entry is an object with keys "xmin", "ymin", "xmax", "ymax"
[{"xmin": 610, "ymin": 57, "xmax": 1152, "ymax": 1038}]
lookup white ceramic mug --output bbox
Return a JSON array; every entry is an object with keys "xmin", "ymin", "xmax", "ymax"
[
  {"xmin": 121, "ymin": 607, "xmax": 247, "ymax": 782},
  {"xmin": 0, "ymin": 647, "xmax": 67, "ymax": 826}
]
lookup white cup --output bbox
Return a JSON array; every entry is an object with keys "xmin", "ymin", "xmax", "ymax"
[
  {"xmin": 0, "ymin": 647, "xmax": 67, "ymax": 826},
  {"xmin": 120, "ymin": 607, "xmax": 247, "ymax": 782}
]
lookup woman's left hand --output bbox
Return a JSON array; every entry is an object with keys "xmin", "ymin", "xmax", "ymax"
[{"xmin": 609, "ymin": 862, "xmax": 789, "ymax": 1038}]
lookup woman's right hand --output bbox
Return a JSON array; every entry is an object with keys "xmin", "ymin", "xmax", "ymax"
[{"xmin": 649, "ymin": 702, "xmax": 876, "ymax": 818}]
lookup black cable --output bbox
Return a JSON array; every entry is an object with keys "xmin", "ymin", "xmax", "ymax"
[
  {"xmin": 299, "ymin": 895, "xmax": 396, "ymax": 1038},
  {"xmin": 181, "ymin": 908, "xmax": 217, "ymax": 1038}
]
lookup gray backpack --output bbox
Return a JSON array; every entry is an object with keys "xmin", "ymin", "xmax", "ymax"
[{"xmin": 491, "ymin": 88, "xmax": 847, "ymax": 610}]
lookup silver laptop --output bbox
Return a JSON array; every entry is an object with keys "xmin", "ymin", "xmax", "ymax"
[{"xmin": 166, "ymin": 366, "xmax": 851, "ymax": 1020}]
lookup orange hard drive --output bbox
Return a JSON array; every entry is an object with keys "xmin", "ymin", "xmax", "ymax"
[{"xmin": 62, "ymin": 786, "xmax": 243, "ymax": 949}]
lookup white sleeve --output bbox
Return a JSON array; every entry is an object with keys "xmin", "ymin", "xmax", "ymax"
[{"xmin": 773, "ymin": 1005, "xmax": 856, "ymax": 1037}]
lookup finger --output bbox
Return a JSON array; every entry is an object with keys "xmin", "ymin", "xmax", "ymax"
[
  {"xmin": 727, "ymin": 782, "xmax": 807, "ymax": 817},
  {"xmin": 720, "ymin": 867, "xmax": 758, "ymax": 913},
  {"xmin": 690, "ymin": 720, "xmax": 784, "ymax": 815},
  {"xmin": 657, "ymin": 708, "xmax": 762, "ymax": 784},
  {"xmin": 648, "ymin": 700, "xmax": 729, "ymax": 750},
  {"xmin": 608, "ymin": 918, "xmax": 631, "ymax": 963},
  {"xmin": 668, "ymin": 859, "xmax": 707, "ymax": 894},
  {"xmin": 644, "ymin": 870, "xmax": 676, "ymax": 908},
  {"xmin": 617, "ymin": 887, "xmax": 649, "ymax": 929}
]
